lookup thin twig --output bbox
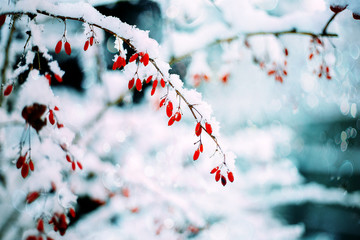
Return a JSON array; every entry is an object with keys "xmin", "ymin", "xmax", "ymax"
[
  {"xmin": 322, "ymin": 12, "xmax": 338, "ymax": 34},
  {"xmin": 169, "ymin": 29, "xmax": 338, "ymax": 65}
]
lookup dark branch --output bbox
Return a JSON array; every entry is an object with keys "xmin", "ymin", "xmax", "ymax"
[
  {"xmin": 322, "ymin": 12, "xmax": 338, "ymax": 34},
  {"xmin": 169, "ymin": 29, "xmax": 338, "ymax": 65}
]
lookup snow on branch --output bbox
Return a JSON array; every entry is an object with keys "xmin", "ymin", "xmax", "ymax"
[{"xmin": 0, "ymin": 0, "xmax": 234, "ymax": 183}]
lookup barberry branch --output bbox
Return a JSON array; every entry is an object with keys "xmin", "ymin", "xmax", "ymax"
[
  {"xmin": 2, "ymin": 4, "xmax": 227, "ymax": 163},
  {"xmin": 150, "ymin": 58, "xmax": 225, "ymax": 157},
  {"xmin": 169, "ymin": 29, "xmax": 338, "ymax": 65}
]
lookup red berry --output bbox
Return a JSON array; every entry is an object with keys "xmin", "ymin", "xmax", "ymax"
[
  {"xmin": 204, "ymin": 74, "xmax": 209, "ymax": 82},
  {"xmin": 195, "ymin": 122, "xmax": 202, "ymax": 136},
  {"xmin": 49, "ymin": 110, "xmax": 55, "ymax": 125},
  {"xmin": 55, "ymin": 40, "xmax": 62, "ymax": 54},
  {"xmin": 66, "ymin": 154, "xmax": 71, "ymax": 162},
  {"xmin": 284, "ymin": 48, "xmax": 289, "ymax": 56},
  {"xmin": 199, "ymin": 144, "xmax": 203, "ymax": 153},
  {"xmin": 69, "ymin": 208, "xmax": 76, "ymax": 218},
  {"xmin": 205, "ymin": 122, "xmax": 212, "ymax": 135},
  {"xmin": 122, "ymin": 187, "xmax": 130, "ymax": 197},
  {"xmin": 77, "ymin": 161, "xmax": 83, "ymax": 170},
  {"xmin": 45, "ymin": 74, "xmax": 51, "ymax": 85},
  {"xmin": 29, "ymin": 159, "xmax": 34, "ymax": 171},
  {"xmin": 142, "ymin": 53, "xmax": 149, "ymax": 66},
  {"xmin": 51, "ymin": 182, "xmax": 57, "ymax": 192},
  {"xmin": 160, "ymin": 78, "xmax": 166, "ymax": 88},
  {"xmin": 215, "ymin": 170, "xmax": 221, "ymax": 182},
  {"xmin": 166, "ymin": 101, "xmax": 173, "ymax": 118},
  {"xmin": 118, "ymin": 56, "xmax": 126, "ymax": 68},
  {"xmin": 130, "ymin": 207, "xmax": 139, "ymax": 213},
  {"xmin": 21, "ymin": 163, "xmax": 29, "ymax": 178},
  {"xmin": 228, "ymin": 171, "xmax": 234, "ymax": 182},
  {"xmin": 129, "ymin": 53, "xmax": 138, "ymax": 62},
  {"xmin": 159, "ymin": 98, "xmax": 166, "ymax": 108},
  {"xmin": 59, "ymin": 213, "xmax": 68, "ymax": 232},
  {"xmin": 54, "ymin": 106, "xmax": 59, "ymax": 111},
  {"xmin": 221, "ymin": 73, "xmax": 229, "ymax": 83},
  {"xmin": 152, "ymin": 79, "xmax": 158, "ymax": 88},
  {"xmin": 168, "ymin": 116, "xmax": 175, "ymax": 126},
  {"xmin": 316, "ymin": 38, "xmax": 322, "ymax": 45},
  {"xmin": 0, "ymin": 15, "xmax": 6, "ymax": 27},
  {"xmin": 136, "ymin": 78, "xmax": 142, "ymax": 91},
  {"xmin": 151, "ymin": 80, "xmax": 158, "ymax": 96},
  {"xmin": 128, "ymin": 78, "xmax": 135, "ymax": 89},
  {"xmin": 37, "ymin": 218, "xmax": 44, "ymax": 232},
  {"xmin": 64, "ymin": 41, "xmax": 71, "ymax": 55},
  {"xmin": 89, "ymin": 36, "xmax": 94, "ymax": 46},
  {"xmin": 221, "ymin": 175, "xmax": 227, "ymax": 186},
  {"xmin": 330, "ymin": 5, "xmax": 347, "ymax": 14},
  {"xmin": 112, "ymin": 59, "xmax": 119, "ymax": 70},
  {"xmin": 146, "ymin": 75, "xmax": 153, "ymax": 84},
  {"xmin": 151, "ymin": 87, "xmax": 156, "ymax": 96},
  {"xmin": 193, "ymin": 149, "xmax": 200, "ymax": 161},
  {"xmin": 84, "ymin": 40, "xmax": 89, "ymax": 51},
  {"xmin": 210, "ymin": 166, "xmax": 219, "ymax": 174},
  {"xmin": 26, "ymin": 191, "xmax": 40, "ymax": 204},
  {"xmin": 26, "ymin": 236, "xmax": 37, "ymax": 240},
  {"xmin": 268, "ymin": 70, "xmax": 276, "ymax": 76},
  {"xmin": 3, "ymin": 84, "xmax": 13, "ymax": 96},
  {"xmin": 16, "ymin": 155, "xmax": 26, "ymax": 169},
  {"xmin": 54, "ymin": 74, "xmax": 63, "ymax": 83},
  {"xmin": 72, "ymin": 161, "xmax": 76, "ymax": 171},
  {"xmin": 174, "ymin": 112, "xmax": 181, "ymax": 122},
  {"xmin": 57, "ymin": 123, "xmax": 64, "ymax": 128}
]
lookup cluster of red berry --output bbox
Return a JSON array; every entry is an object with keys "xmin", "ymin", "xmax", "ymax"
[
  {"xmin": 16, "ymin": 151, "xmax": 34, "ymax": 178},
  {"xmin": 210, "ymin": 166, "xmax": 234, "ymax": 186},
  {"xmin": 24, "ymin": 183, "xmax": 76, "ymax": 240},
  {"xmin": 308, "ymin": 37, "xmax": 332, "ymax": 80}
]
